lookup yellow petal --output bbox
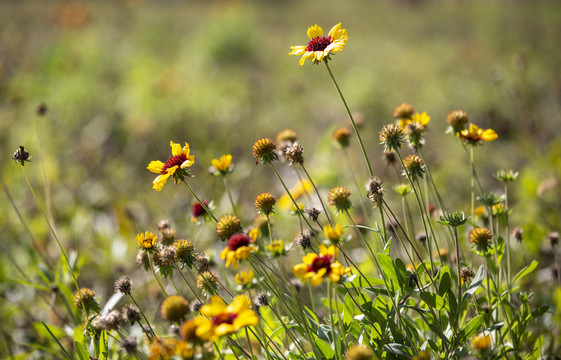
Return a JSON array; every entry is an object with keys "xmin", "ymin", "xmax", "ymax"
[
  {"xmin": 152, "ymin": 173, "xmax": 171, "ymax": 191},
  {"xmin": 233, "ymin": 310, "xmax": 259, "ymax": 329},
  {"xmin": 307, "ymin": 24, "xmax": 323, "ymax": 40},
  {"xmin": 327, "ymin": 22, "xmax": 342, "ymax": 39},
  {"xmin": 170, "ymin": 141, "xmax": 182, "ymax": 156},
  {"xmin": 181, "ymin": 155, "xmax": 195, "ymax": 168},
  {"xmin": 481, "ymin": 129, "xmax": 498, "ymax": 142},
  {"xmin": 289, "ymin": 45, "xmax": 307, "ymax": 56},
  {"xmin": 293, "ymin": 263, "xmax": 309, "ymax": 278},
  {"xmin": 147, "ymin": 160, "xmax": 165, "ymax": 174},
  {"xmin": 309, "ymin": 272, "xmax": 324, "ymax": 286},
  {"xmin": 302, "ymin": 253, "xmax": 318, "ymax": 265},
  {"xmin": 214, "ymin": 323, "xmax": 235, "ymax": 338},
  {"xmin": 227, "ymin": 295, "xmax": 251, "ymax": 314}
]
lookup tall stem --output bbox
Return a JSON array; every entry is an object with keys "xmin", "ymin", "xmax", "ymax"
[
  {"xmin": 182, "ymin": 180, "xmax": 218, "ymax": 222},
  {"xmin": 324, "ymin": 61, "xmax": 374, "ymax": 177},
  {"xmin": 222, "ymin": 176, "xmax": 237, "ymax": 216}
]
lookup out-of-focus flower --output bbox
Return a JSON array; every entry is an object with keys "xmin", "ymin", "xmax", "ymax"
[
  {"xmin": 328, "ymin": 186, "xmax": 352, "ymax": 213},
  {"xmin": 324, "ymin": 224, "xmax": 343, "ymax": 244},
  {"xmin": 216, "ymin": 214, "xmax": 242, "ymax": 241},
  {"xmin": 161, "ymin": 295, "xmax": 190, "ymax": 323},
  {"xmin": 471, "ymin": 332, "xmax": 492, "ymax": 351},
  {"xmin": 278, "ymin": 179, "xmax": 313, "ymax": 210},
  {"xmin": 210, "ymin": 154, "xmax": 233, "ymax": 175},
  {"xmin": 267, "ymin": 239, "xmax": 286, "ymax": 257},
  {"xmin": 460, "ymin": 124, "xmax": 498, "ymax": 145},
  {"xmin": 136, "ymin": 231, "xmax": 158, "ymax": 251},
  {"xmin": 255, "ymin": 193, "xmax": 276, "ymax": 216},
  {"xmin": 289, "ymin": 23, "xmax": 348, "ymax": 66},
  {"xmin": 220, "ymin": 234, "xmax": 257, "ymax": 268},
  {"xmin": 292, "ymin": 244, "xmax": 350, "ymax": 286},
  {"xmin": 235, "ymin": 270, "xmax": 255, "ymax": 286}
]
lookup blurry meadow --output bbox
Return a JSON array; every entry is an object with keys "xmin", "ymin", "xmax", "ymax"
[{"xmin": 2, "ymin": 0, "xmax": 561, "ymax": 358}]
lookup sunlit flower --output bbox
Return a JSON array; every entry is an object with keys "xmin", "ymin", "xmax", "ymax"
[
  {"xmin": 278, "ymin": 179, "xmax": 313, "ymax": 210},
  {"xmin": 210, "ymin": 154, "xmax": 233, "ymax": 175},
  {"xmin": 220, "ymin": 233, "xmax": 258, "ymax": 269},
  {"xmin": 194, "ymin": 295, "xmax": 258, "ymax": 342},
  {"xmin": 402, "ymin": 154, "xmax": 425, "ymax": 181},
  {"xmin": 255, "ymin": 193, "xmax": 276, "ymax": 216},
  {"xmin": 190, "ymin": 200, "xmax": 210, "ymax": 223},
  {"xmin": 147, "ymin": 141, "xmax": 195, "ymax": 191},
  {"xmin": 216, "ymin": 214, "xmax": 242, "ymax": 241},
  {"xmin": 328, "ymin": 186, "xmax": 352, "ymax": 213},
  {"xmin": 248, "ymin": 228, "xmax": 261, "ymax": 241},
  {"xmin": 234, "ymin": 270, "xmax": 254, "ymax": 286},
  {"xmin": 289, "ymin": 23, "xmax": 348, "ymax": 66},
  {"xmin": 267, "ymin": 239, "xmax": 286, "ymax": 257},
  {"xmin": 469, "ymin": 227, "xmax": 493, "ymax": 251},
  {"xmin": 148, "ymin": 338, "xmax": 177, "ymax": 360},
  {"xmin": 252, "ymin": 138, "xmax": 278, "ymax": 164},
  {"xmin": 136, "ymin": 231, "xmax": 158, "ymax": 251},
  {"xmin": 379, "ymin": 123, "xmax": 403, "ymax": 152},
  {"xmin": 460, "ymin": 123, "xmax": 498, "ymax": 145},
  {"xmin": 471, "ymin": 332, "xmax": 492, "ymax": 351},
  {"xmin": 324, "ymin": 224, "xmax": 343, "ymax": 244},
  {"xmin": 73, "ymin": 288, "xmax": 100, "ymax": 313},
  {"xmin": 292, "ymin": 244, "xmax": 350, "ymax": 286}
]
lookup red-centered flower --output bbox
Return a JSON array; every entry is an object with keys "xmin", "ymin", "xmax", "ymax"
[
  {"xmin": 292, "ymin": 244, "xmax": 350, "ymax": 286},
  {"xmin": 191, "ymin": 201, "xmax": 209, "ymax": 222},
  {"xmin": 220, "ymin": 233, "xmax": 257, "ymax": 269},
  {"xmin": 289, "ymin": 23, "xmax": 348, "ymax": 66},
  {"xmin": 147, "ymin": 141, "xmax": 195, "ymax": 191}
]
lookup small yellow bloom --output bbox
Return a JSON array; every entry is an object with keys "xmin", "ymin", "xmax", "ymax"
[
  {"xmin": 235, "ymin": 270, "xmax": 254, "ymax": 285},
  {"xmin": 278, "ymin": 179, "xmax": 313, "ymax": 209},
  {"xmin": 147, "ymin": 141, "xmax": 195, "ymax": 191},
  {"xmin": 219, "ymin": 233, "xmax": 257, "ymax": 269},
  {"xmin": 211, "ymin": 154, "xmax": 232, "ymax": 175},
  {"xmin": 324, "ymin": 224, "xmax": 343, "ymax": 243},
  {"xmin": 248, "ymin": 228, "xmax": 261, "ymax": 241},
  {"xmin": 289, "ymin": 23, "xmax": 348, "ymax": 66},
  {"xmin": 292, "ymin": 244, "xmax": 350, "ymax": 286},
  {"xmin": 460, "ymin": 123, "xmax": 498, "ymax": 145},
  {"xmin": 471, "ymin": 332, "xmax": 492, "ymax": 351},
  {"xmin": 194, "ymin": 295, "xmax": 258, "ymax": 342},
  {"xmin": 136, "ymin": 231, "xmax": 157, "ymax": 250},
  {"xmin": 267, "ymin": 239, "xmax": 285, "ymax": 257}
]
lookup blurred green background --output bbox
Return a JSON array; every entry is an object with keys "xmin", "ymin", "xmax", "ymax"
[{"xmin": 1, "ymin": 0, "xmax": 561, "ymax": 356}]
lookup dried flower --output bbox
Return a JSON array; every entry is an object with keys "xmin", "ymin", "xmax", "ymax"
[
  {"xmin": 121, "ymin": 304, "xmax": 141, "ymax": 325},
  {"xmin": 365, "ymin": 177, "xmax": 385, "ymax": 205},
  {"xmin": 416, "ymin": 232, "xmax": 427, "ymax": 244},
  {"xmin": 446, "ymin": 110, "xmax": 469, "ymax": 134},
  {"xmin": 284, "ymin": 141, "xmax": 305, "ymax": 166},
  {"xmin": 161, "ymin": 295, "xmax": 190, "ymax": 323},
  {"xmin": 114, "ymin": 276, "xmax": 132, "ymax": 295},
  {"xmin": 98, "ymin": 310, "xmax": 121, "ymax": 331},
  {"xmin": 382, "ymin": 151, "xmax": 397, "ymax": 166},
  {"xmin": 304, "ymin": 207, "xmax": 322, "ymax": 222},
  {"xmin": 402, "ymin": 154, "xmax": 425, "ymax": 181},
  {"xmin": 548, "ymin": 232, "xmax": 560, "ymax": 247},
  {"xmin": 154, "ymin": 246, "xmax": 176, "ymax": 267},
  {"xmin": 512, "ymin": 227, "xmax": 523, "ymax": 242},
  {"xmin": 120, "ymin": 336, "xmax": 137, "ymax": 355},
  {"xmin": 333, "ymin": 127, "xmax": 352, "ymax": 148},
  {"xmin": 294, "ymin": 230, "xmax": 312, "ymax": 249},
  {"xmin": 136, "ymin": 251, "xmax": 150, "ymax": 271},
  {"xmin": 252, "ymin": 138, "xmax": 278, "ymax": 164},
  {"xmin": 190, "ymin": 299, "xmax": 203, "ymax": 313},
  {"xmin": 12, "ymin": 146, "xmax": 31, "ymax": 166},
  {"xmin": 253, "ymin": 293, "xmax": 269, "ymax": 308},
  {"xmin": 379, "ymin": 123, "xmax": 403, "ymax": 152},
  {"xmin": 173, "ymin": 239, "xmax": 195, "ymax": 265},
  {"xmin": 328, "ymin": 186, "xmax": 352, "ymax": 213},
  {"xmin": 216, "ymin": 214, "xmax": 242, "ymax": 241},
  {"xmin": 461, "ymin": 267, "xmax": 474, "ymax": 284},
  {"xmin": 195, "ymin": 253, "xmax": 210, "ymax": 272}
]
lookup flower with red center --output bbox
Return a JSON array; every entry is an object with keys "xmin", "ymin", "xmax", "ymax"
[
  {"xmin": 292, "ymin": 244, "xmax": 351, "ymax": 286},
  {"xmin": 289, "ymin": 23, "xmax": 348, "ymax": 66},
  {"xmin": 193, "ymin": 295, "xmax": 258, "ymax": 342},
  {"xmin": 190, "ymin": 201, "xmax": 209, "ymax": 222},
  {"xmin": 147, "ymin": 141, "xmax": 195, "ymax": 191},
  {"xmin": 220, "ymin": 233, "xmax": 258, "ymax": 269}
]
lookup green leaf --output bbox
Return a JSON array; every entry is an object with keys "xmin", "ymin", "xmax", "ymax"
[
  {"xmin": 99, "ymin": 330, "xmax": 108, "ymax": 360},
  {"xmin": 11, "ymin": 279, "xmax": 53, "ymax": 293},
  {"xmin": 383, "ymin": 343, "xmax": 413, "ymax": 357},
  {"xmin": 377, "ymin": 252, "xmax": 399, "ymax": 292},
  {"xmin": 345, "ymin": 275, "xmax": 386, "ymax": 288},
  {"xmin": 463, "ymin": 265, "xmax": 485, "ymax": 302},
  {"xmin": 513, "ymin": 260, "xmax": 539, "ymax": 284},
  {"xmin": 496, "ymin": 236, "xmax": 505, "ymax": 266},
  {"xmin": 460, "ymin": 315, "xmax": 484, "ymax": 342},
  {"xmin": 439, "ymin": 266, "xmax": 452, "ymax": 296},
  {"xmin": 421, "ymin": 292, "xmax": 446, "ymax": 311},
  {"xmin": 40, "ymin": 322, "xmax": 72, "ymax": 360},
  {"xmin": 314, "ymin": 338, "xmax": 334, "ymax": 359},
  {"xmin": 75, "ymin": 341, "xmax": 90, "ymax": 360},
  {"xmin": 526, "ymin": 305, "xmax": 549, "ymax": 322}
]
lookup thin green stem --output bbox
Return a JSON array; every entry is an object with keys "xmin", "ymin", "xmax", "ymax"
[
  {"xmin": 222, "ymin": 176, "xmax": 237, "ymax": 216},
  {"xmin": 182, "ymin": 180, "xmax": 218, "ymax": 222},
  {"xmin": 324, "ymin": 61, "xmax": 374, "ymax": 177},
  {"xmin": 148, "ymin": 253, "xmax": 168, "ymax": 297},
  {"xmin": 301, "ymin": 164, "xmax": 333, "ymax": 226},
  {"xmin": 328, "ymin": 282, "xmax": 340, "ymax": 360}
]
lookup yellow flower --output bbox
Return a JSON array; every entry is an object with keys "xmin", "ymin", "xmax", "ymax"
[
  {"xmin": 471, "ymin": 332, "xmax": 492, "ymax": 351},
  {"xmin": 248, "ymin": 228, "xmax": 261, "ymax": 241},
  {"xmin": 397, "ymin": 112, "xmax": 430, "ymax": 131},
  {"xmin": 219, "ymin": 233, "xmax": 258, "ymax": 269},
  {"xmin": 324, "ymin": 224, "xmax": 343, "ymax": 243},
  {"xmin": 147, "ymin": 141, "xmax": 195, "ymax": 191},
  {"xmin": 136, "ymin": 231, "xmax": 158, "ymax": 251},
  {"xmin": 292, "ymin": 244, "xmax": 351, "ymax": 286},
  {"xmin": 278, "ymin": 179, "xmax": 313, "ymax": 209},
  {"xmin": 235, "ymin": 270, "xmax": 254, "ymax": 285},
  {"xmin": 211, "ymin": 154, "xmax": 232, "ymax": 175},
  {"xmin": 194, "ymin": 295, "xmax": 258, "ymax": 342},
  {"xmin": 266, "ymin": 239, "xmax": 285, "ymax": 257},
  {"xmin": 289, "ymin": 23, "xmax": 348, "ymax": 66},
  {"xmin": 460, "ymin": 123, "xmax": 498, "ymax": 145}
]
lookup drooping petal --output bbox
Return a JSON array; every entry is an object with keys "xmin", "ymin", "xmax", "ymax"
[
  {"xmin": 327, "ymin": 23, "xmax": 342, "ymax": 39},
  {"xmin": 147, "ymin": 160, "xmax": 165, "ymax": 174},
  {"xmin": 289, "ymin": 45, "xmax": 307, "ymax": 56},
  {"xmin": 152, "ymin": 172, "xmax": 172, "ymax": 191}
]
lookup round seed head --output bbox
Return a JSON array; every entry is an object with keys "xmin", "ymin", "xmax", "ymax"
[
  {"xmin": 173, "ymin": 239, "xmax": 195, "ymax": 264},
  {"xmin": 345, "ymin": 344, "xmax": 374, "ymax": 360},
  {"xmin": 446, "ymin": 110, "xmax": 469, "ymax": 133},
  {"xmin": 121, "ymin": 336, "xmax": 138, "ymax": 355},
  {"xmin": 255, "ymin": 193, "xmax": 276, "ymax": 216},
  {"xmin": 382, "ymin": 151, "xmax": 397, "ymax": 165},
  {"xmin": 114, "ymin": 276, "xmax": 132, "ymax": 295},
  {"xmin": 121, "ymin": 304, "xmax": 141, "ymax": 325},
  {"xmin": 512, "ymin": 227, "xmax": 523, "ymax": 242},
  {"xmin": 304, "ymin": 207, "xmax": 321, "ymax": 222},
  {"xmin": 253, "ymin": 293, "xmax": 269, "ymax": 308},
  {"xmin": 216, "ymin": 214, "xmax": 242, "ymax": 241},
  {"xmin": 402, "ymin": 154, "xmax": 425, "ymax": 181},
  {"xmin": 333, "ymin": 127, "xmax": 352, "ymax": 148},
  {"xmin": 365, "ymin": 177, "xmax": 384, "ymax": 205},
  {"xmin": 294, "ymin": 230, "xmax": 312, "ymax": 249},
  {"xmin": 160, "ymin": 295, "xmax": 190, "ymax": 323},
  {"xmin": 379, "ymin": 123, "xmax": 403, "ymax": 152},
  {"xmin": 73, "ymin": 288, "xmax": 100, "ymax": 313},
  {"xmin": 328, "ymin": 186, "xmax": 352, "ymax": 212},
  {"xmin": 253, "ymin": 138, "xmax": 278, "ymax": 164},
  {"xmin": 548, "ymin": 232, "xmax": 560, "ymax": 247},
  {"xmin": 190, "ymin": 299, "xmax": 203, "ymax": 313},
  {"xmin": 469, "ymin": 227, "xmax": 492, "ymax": 250},
  {"xmin": 284, "ymin": 141, "xmax": 305, "ymax": 166},
  {"xmin": 98, "ymin": 310, "xmax": 121, "ymax": 331},
  {"xmin": 392, "ymin": 103, "xmax": 415, "ymax": 119}
]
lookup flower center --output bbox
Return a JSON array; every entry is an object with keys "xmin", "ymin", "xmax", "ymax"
[
  {"xmin": 213, "ymin": 312, "xmax": 238, "ymax": 325},
  {"xmin": 306, "ymin": 36, "xmax": 332, "ymax": 52},
  {"xmin": 162, "ymin": 154, "xmax": 187, "ymax": 173},
  {"xmin": 227, "ymin": 234, "xmax": 251, "ymax": 251},
  {"xmin": 309, "ymin": 255, "xmax": 332, "ymax": 273}
]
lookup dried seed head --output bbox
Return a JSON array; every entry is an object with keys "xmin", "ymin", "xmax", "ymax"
[
  {"xmin": 415, "ymin": 232, "xmax": 427, "ymax": 244},
  {"xmin": 197, "ymin": 271, "xmax": 218, "ymax": 295},
  {"xmin": 284, "ymin": 141, "xmax": 305, "ymax": 166},
  {"xmin": 121, "ymin": 304, "xmax": 141, "ymax": 325},
  {"xmin": 195, "ymin": 253, "xmax": 210, "ymax": 272},
  {"xmin": 12, "ymin": 146, "xmax": 32, "ymax": 166},
  {"xmin": 253, "ymin": 293, "xmax": 269, "ymax": 308},
  {"xmin": 36, "ymin": 102, "xmax": 48, "ymax": 116},
  {"xmin": 136, "ymin": 250, "xmax": 150, "ymax": 271},
  {"xmin": 158, "ymin": 227, "xmax": 177, "ymax": 246},
  {"xmin": 333, "ymin": 127, "xmax": 352, "ymax": 149},
  {"xmin": 255, "ymin": 193, "xmax": 276, "ymax": 216},
  {"xmin": 461, "ymin": 267, "xmax": 474, "ymax": 284},
  {"xmin": 114, "ymin": 276, "xmax": 132, "ymax": 295},
  {"xmin": 155, "ymin": 246, "xmax": 176, "ymax": 266},
  {"xmin": 365, "ymin": 177, "xmax": 384, "ymax": 205},
  {"xmin": 548, "ymin": 232, "xmax": 560, "ymax": 247},
  {"xmin": 98, "ymin": 310, "xmax": 121, "ymax": 331},
  {"xmin": 379, "ymin": 123, "xmax": 403, "ymax": 152},
  {"xmin": 402, "ymin": 154, "xmax": 425, "ymax": 181},
  {"xmin": 294, "ymin": 230, "xmax": 312, "ymax": 249},
  {"xmin": 74, "ymin": 288, "xmax": 100, "ymax": 313},
  {"xmin": 160, "ymin": 295, "xmax": 190, "ymax": 323},
  {"xmin": 445, "ymin": 110, "xmax": 469, "ymax": 133},
  {"xmin": 252, "ymin": 138, "xmax": 278, "ymax": 164},
  {"xmin": 382, "ymin": 151, "xmax": 397, "ymax": 165},
  {"xmin": 190, "ymin": 299, "xmax": 203, "ymax": 313},
  {"xmin": 512, "ymin": 227, "xmax": 523, "ymax": 242},
  {"xmin": 405, "ymin": 121, "xmax": 426, "ymax": 148},
  {"xmin": 392, "ymin": 103, "xmax": 415, "ymax": 119},
  {"xmin": 304, "ymin": 207, "xmax": 321, "ymax": 222},
  {"xmin": 328, "ymin": 186, "xmax": 352, "ymax": 212},
  {"xmin": 158, "ymin": 219, "xmax": 172, "ymax": 231},
  {"xmin": 121, "ymin": 336, "xmax": 138, "ymax": 355},
  {"xmin": 345, "ymin": 344, "xmax": 374, "ymax": 360},
  {"xmin": 216, "ymin": 214, "xmax": 242, "ymax": 241}
]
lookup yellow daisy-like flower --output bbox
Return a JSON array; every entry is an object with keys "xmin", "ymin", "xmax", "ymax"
[
  {"xmin": 266, "ymin": 239, "xmax": 285, "ymax": 257},
  {"xmin": 324, "ymin": 224, "xmax": 343, "ymax": 243},
  {"xmin": 289, "ymin": 23, "xmax": 348, "ymax": 66},
  {"xmin": 219, "ymin": 233, "xmax": 258, "ymax": 269},
  {"xmin": 194, "ymin": 295, "xmax": 259, "ymax": 342},
  {"xmin": 234, "ymin": 270, "xmax": 254, "ymax": 285},
  {"xmin": 292, "ymin": 244, "xmax": 351, "ymax": 286},
  {"xmin": 147, "ymin": 141, "xmax": 195, "ymax": 191},
  {"xmin": 396, "ymin": 111, "xmax": 430, "ymax": 131},
  {"xmin": 136, "ymin": 231, "xmax": 158, "ymax": 251},
  {"xmin": 278, "ymin": 179, "xmax": 313, "ymax": 210},
  {"xmin": 211, "ymin": 154, "xmax": 232, "ymax": 175},
  {"xmin": 459, "ymin": 123, "xmax": 498, "ymax": 145},
  {"xmin": 248, "ymin": 228, "xmax": 261, "ymax": 241}
]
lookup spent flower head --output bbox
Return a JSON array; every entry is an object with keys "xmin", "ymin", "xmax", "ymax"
[
  {"xmin": 333, "ymin": 127, "xmax": 352, "ymax": 149},
  {"xmin": 446, "ymin": 110, "xmax": 469, "ymax": 134},
  {"xmin": 294, "ymin": 230, "xmax": 312, "ymax": 249},
  {"xmin": 365, "ymin": 177, "xmax": 384, "ymax": 205},
  {"xmin": 402, "ymin": 154, "xmax": 425, "ymax": 181},
  {"xmin": 74, "ymin": 288, "xmax": 100, "ymax": 313},
  {"xmin": 289, "ymin": 23, "xmax": 348, "ymax": 66},
  {"xmin": 114, "ymin": 276, "xmax": 132, "ymax": 295},
  {"xmin": 284, "ymin": 141, "xmax": 305, "ymax": 166},
  {"xmin": 121, "ymin": 304, "xmax": 141, "ymax": 325},
  {"xmin": 147, "ymin": 141, "xmax": 195, "ymax": 191},
  {"xmin": 379, "ymin": 123, "xmax": 404, "ymax": 152},
  {"xmin": 392, "ymin": 103, "xmax": 415, "ymax": 120},
  {"xmin": 216, "ymin": 214, "xmax": 242, "ymax": 241},
  {"xmin": 12, "ymin": 145, "xmax": 31, "ymax": 166}
]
